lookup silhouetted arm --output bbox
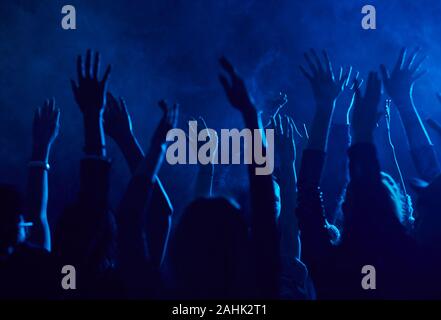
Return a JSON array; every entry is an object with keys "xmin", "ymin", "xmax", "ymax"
[
  {"xmin": 381, "ymin": 48, "xmax": 440, "ymax": 181},
  {"xmin": 116, "ymin": 101, "xmax": 178, "ymax": 297},
  {"xmin": 349, "ymin": 70, "xmax": 382, "ymax": 174},
  {"xmin": 323, "ymin": 74, "xmax": 359, "ymax": 221},
  {"xmin": 194, "ymin": 164, "xmax": 214, "ymax": 197},
  {"xmin": 104, "ymin": 93, "xmax": 144, "ymax": 172},
  {"xmin": 271, "ymin": 114, "xmax": 319, "ymax": 299},
  {"xmin": 26, "ymin": 99, "xmax": 60, "ymax": 251},
  {"xmin": 296, "ymin": 50, "xmax": 350, "ymax": 296},
  {"xmin": 219, "ymin": 57, "xmax": 278, "ymax": 298},
  {"xmin": 104, "ymin": 92, "xmax": 173, "ymax": 266},
  {"xmin": 296, "ymin": 148, "xmax": 332, "ymax": 273},
  {"xmin": 244, "ymin": 108, "xmax": 279, "ymax": 299},
  {"xmin": 54, "ymin": 50, "xmax": 113, "ymax": 278},
  {"xmin": 74, "ymin": 49, "xmax": 111, "ymax": 202},
  {"xmin": 271, "ymin": 115, "xmax": 300, "ymax": 260},
  {"xmin": 189, "ymin": 118, "xmax": 216, "ymax": 198},
  {"xmin": 323, "ymin": 123, "xmax": 350, "ymax": 222}
]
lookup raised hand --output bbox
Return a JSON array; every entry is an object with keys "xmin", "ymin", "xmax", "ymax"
[
  {"xmin": 32, "ymin": 98, "xmax": 60, "ymax": 162},
  {"xmin": 135, "ymin": 100, "xmax": 179, "ymax": 179},
  {"xmin": 104, "ymin": 92, "xmax": 133, "ymax": 143},
  {"xmin": 350, "ymin": 72, "xmax": 382, "ymax": 144},
  {"xmin": 335, "ymin": 70, "xmax": 363, "ymax": 125},
  {"xmin": 271, "ymin": 114, "xmax": 297, "ymax": 169},
  {"xmin": 219, "ymin": 56, "xmax": 255, "ymax": 115},
  {"xmin": 151, "ymin": 100, "xmax": 179, "ymax": 149},
  {"xmin": 380, "ymin": 48, "xmax": 426, "ymax": 105},
  {"xmin": 300, "ymin": 49, "xmax": 350, "ymax": 108},
  {"xmin": 71, "ymin": 49, "xmax": 111, "ymax": 116}
]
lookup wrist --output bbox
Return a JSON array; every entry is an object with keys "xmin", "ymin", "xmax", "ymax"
[
  {"xmin": 31, "ymin": 144, "xmax": 50, "ymax": 163},
  {"xmin": 83, "ymin": 111, "xmax": 103, "ymax": 125}
]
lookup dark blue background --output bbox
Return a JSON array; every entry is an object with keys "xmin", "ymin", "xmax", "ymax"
[{"xmin": 2, "ymin": 0, "xmax": 441, "ymax": 222}]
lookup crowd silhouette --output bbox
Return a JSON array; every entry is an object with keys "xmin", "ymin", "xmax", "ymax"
[{"xmin": 1, "ymin": 47, "xmax": 441, "ymax": 300}]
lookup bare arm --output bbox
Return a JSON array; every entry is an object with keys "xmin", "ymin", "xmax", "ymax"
[
  {"xmin": 57, "ymin": 49, "xmax": 112, "ymax": 267},
  {"xmin": 116, "ymin": 101, "xmax": 178, "ymax": 296},
  {"xmin": 381, "ymin": 48, "xmax": 440, "ymax": 180},
  {"xmin": 189, "ymin": 117, "xmax": 216, "ymax": 198},
  {"xmin": 27, "ymin": 99, "xmax": 60, "ymax": 251},
  {"xmin": 219, "ymin": 57, "xmax": 279, "ymax": 298},
  {"xmin": 271, "ymin": 114, "xmax": 300, "ymax": 260},
  {"xmin": 104, "ymin": 92, "xmax": 174, "ymax": 266},
  {"xmin": 295, "ymin": 50, "xmax": 350, "ymax": 297}
]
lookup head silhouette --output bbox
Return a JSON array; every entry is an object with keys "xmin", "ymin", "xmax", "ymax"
[{"xmin": 170, "ymin": 197, "xmax": 249, "ymax": 299}]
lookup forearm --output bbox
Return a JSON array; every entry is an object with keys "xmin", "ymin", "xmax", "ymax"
[
  {"xmin": 135, "ymin": 144, "xmax": 166, "ymax": 184},
  {"xmin": 78, "ymin": 158, "xmax": 111, "ymax": 221},
  {"xmin": 194, "ymin": 164, "xmax": 214, "ymax": 198},
  {"xmin": 117, "ymin": 132, "xmax": 174, "ymax": 212},
  {"xmin": 410, "ymin": 145, "xmax": 441, "ymax": 181},
  {"xmin": 117, "ymin": 145, "xmax": 167, "ymax": 271},
  {"xmin": 396, "ymin": 97, "xmax": 433, "ymax": 149},
  {"xmin": 324, "ymin": 124, "xmax": 350, "ymax": 221},
  {"xmin": 119, "ymin": 144, "xmax": 167, "ymax": 229},
  {"xmin": 146, "ymin": 177, "xmax": 173, "ymax": 267},
  {"xmin": 118, "ymin": 133, "xmax": 175, "ymax": 254},
  {"xmin": 83, "ymin": 114, "xmax": 106, "ymax": 157},
  {"xmin": 117, "ymin": 187, "xmax": 152, "ymax": 297},
  {"xmin": 348, "ymin": 143, "xmax": 381, "ymax": 184},
  {"xmin": 117, "ymin": 175, "xmax": 154, "ymax": 261},
  {"xmin": 115, "ymin": 133, "xmax": 145, "ymax": 174},
  {"xmin": 242, "ymin": 108, "xmax": 277, "ymax": 227},
  {"xmin": 242, "ymin": 108, "xmax": 279, "ymax": 298},
  {"xmin": 279, "ymin": 163, "xmax": 299, "ymax": 260},
  {"xmin": 296, "ymin": 149, "xmax": 333, "ymax": 265},
  {"xmin": 308, "ymin": 102, "xmax": 334, "ymax": 152},
  {"xmin": 394, "ymin": 98, "xmax": 441, "ymax": 179},
  {"xmin": 281, "ymin": 162, "xmax": 297, "ymax": 187},
  {"xmin": 27, "ymin": 146, "xmax": 51, "ymax": 251}
]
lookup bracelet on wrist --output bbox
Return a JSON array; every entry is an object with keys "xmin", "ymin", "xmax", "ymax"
[{"xmin": 28, "ymin": 161, "xmax": 50, "ymax": 171}]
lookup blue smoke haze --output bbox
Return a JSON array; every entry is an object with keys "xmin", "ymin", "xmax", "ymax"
[{"xmin": 2, "ymin": 0, "xmax": 441, "ymax": 219}]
